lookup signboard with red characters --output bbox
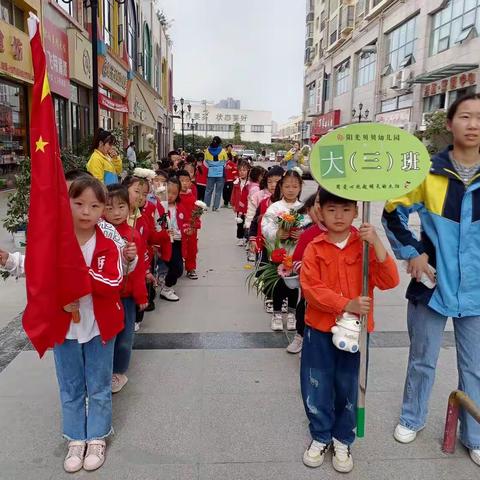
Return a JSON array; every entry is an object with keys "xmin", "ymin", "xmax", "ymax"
[
  {"xmin": 423, "ymin": 71, "xmax": 476, "ymax": 97},
  {"xmin": 43, "ymin": 19, "xmax": 70, "ymax": 98},
  {"xmin": 311, "ymin": 109, "xmax": 341, "ymax": 136}
]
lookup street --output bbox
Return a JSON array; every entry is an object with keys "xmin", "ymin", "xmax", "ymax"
[{"xmin": 0, "ymin": 181, "xmax": 475, "ymax": 480}]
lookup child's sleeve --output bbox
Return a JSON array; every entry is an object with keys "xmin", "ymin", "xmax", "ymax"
[
  {"xmin": 261, "ymin": 205, "xmax": 279, "ymax": 243},
  {"xmin": 300, "ymin": 244, "xmax": 350, "ymax": 315},
  {"xmin": 132, "ymin": 237, "xmax": 148, "ymax": 305},
  {"xmin": 89, "ymin": 244, "xmax": 123, "ymax": 296},
  {"xmin": 369, "ymin": 250, "xmax": 400, "ymax": 291},
  {"xmin": 248, "ymin": 205, "xmax": 261, "ymax": 241}
]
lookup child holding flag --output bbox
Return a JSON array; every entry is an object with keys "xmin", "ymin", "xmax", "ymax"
[{"xmin": 300, "ymin": 189, "xmax": 399, "ymax": 473}]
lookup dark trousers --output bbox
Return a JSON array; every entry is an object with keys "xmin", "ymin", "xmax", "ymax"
[
  {"xmin": 223, "ymin": 181, "xmax": 233, "ymax": 206},
  {"xmin": 236, "ymin": 214, "xmax": 245, "ymax": 239},
  {"xmin": 272, "ymin": 278, "xmax": 298, "ymax": 312},
  {"xmin": 197, "ymin": 184, "xmax": 206, "ymax": 202},
  {"xmin": 165, "ymin": 240, "xmax": 183, "ymax": 287},
  {"xmin": 300, "ymin": 326, "xmax": 360, "ymax": 446},
  {"xmin": 296, "ymin": 297, "xmax": 306, "ymax": 337}
]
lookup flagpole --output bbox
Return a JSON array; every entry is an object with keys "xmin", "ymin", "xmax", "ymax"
[{"xmin": 357, "ymin": 200, "xmax": 370, "ymax": 438}]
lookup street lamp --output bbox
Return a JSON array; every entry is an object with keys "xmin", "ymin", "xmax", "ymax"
[
  {"xmin": 187, "ymin": 120, "xmax": 198, "ymax": 151},
  {"xmin": 352, "ymin": 103, "xmax": 369, "ymax": 123},
  {"xmin": 173, "ymin": 98, "xmax": 191, "ymax": 151}
]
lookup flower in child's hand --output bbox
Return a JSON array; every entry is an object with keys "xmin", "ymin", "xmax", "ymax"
[
  {"xmin": 282, "ymin": 255, "xmax": 293, "ymax": 270},
  {"xmin": 194, "ymin": 200, "xmax": 208, "ymax": 210},
  {"xmin": 271, "ymin": 248, "xmax": 287, "ymax": 263},
  {"xmin": 280, "ymin": 213, "xmax": 296, "ymax": 224},
  {"xmin": 133, "ymin": 168, "xmax": 156, "ymax": 180},
  {"xmin": 277, "ymin": 264, "xmax": 292, "ymax": 278},
  {"xmin": 155, "ymin": 185, "xmax": 166, "ymax": 195}
]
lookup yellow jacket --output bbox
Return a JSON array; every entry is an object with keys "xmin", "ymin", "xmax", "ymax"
[{"xmin": 86, "ymin": 149, "xmax": 122, "ymax": 185}]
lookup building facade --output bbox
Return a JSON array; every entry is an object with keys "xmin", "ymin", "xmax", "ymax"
[
  {"xmin": 274, "ymin": 115, "xmax": 303, "ymax": 142},
  {"xmin": 173, "ymin": 100, "xmax": 273, "ymax": 144},
  {"xmin": 302, "ymin": 0, "xmax": 480, "ymax": 142}
]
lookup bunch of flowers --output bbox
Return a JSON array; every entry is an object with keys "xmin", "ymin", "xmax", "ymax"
[
  {"xmin": 191, "ymin": 200, "xmax": 208, "ymax": 227},
  {"xmin": 277, "ymin": 209, "xmax": 304, "ymax": 246},
  {"xmin": 133, "ymin": 167, "xmax": 156, "ymax": 180}
]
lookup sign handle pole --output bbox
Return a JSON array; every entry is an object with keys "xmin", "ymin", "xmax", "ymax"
[{"xmin": 357, "ymin": 200, "xmax": 370, "ymax": 438}]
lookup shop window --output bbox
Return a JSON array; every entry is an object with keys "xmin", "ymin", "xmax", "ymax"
[
  {"xmin": 0, "ymin": 80, "xmax": 27, "ymax": 174},
  {"xmin": 386, "ymin": 16, "xmax": 417, "ymax": 72},
  {"xmin": 53, "ymin": 95, "xmax": 68, "ymax": 149}
]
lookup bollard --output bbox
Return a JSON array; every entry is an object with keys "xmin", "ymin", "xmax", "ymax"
[{"xmin": 442, "ymin": 390, "xmax": 480, "ymax": 454}]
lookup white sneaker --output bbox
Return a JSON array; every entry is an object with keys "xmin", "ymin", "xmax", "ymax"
[
  {"xmin": 286, "ymin": 333, "xmax": 303, "ymax": 354},
  {"xmin": 271, "ymin": 313, "xmax": 283, "ymax": 331},
  {"xmin": 247, "ymin": 251, "xmax": 256, "ymax": 263},
  {"xmin": 134, "ymin": 322, "xmax": 140, "ymax": 332},
  {"xmin": 332, "ymin": 438, "xmax": 353, "ymax": 473},
  {"xmin": 236, "ymin": 239, "xmax": 244, "ymax": 246},
  {"xmin": 64, "ymin": 441, "xmax": 86, "ymax": 473},
  {"xmin": 111, "ymin": 373, "xmax": 128, "ymax": 393},
  {"xmin": 281, "ymin": 299, "xmax": 288, "ymax": 313},
  {"xmin": 264, "ymin": 299, "xmax": 273, "ymax": 314},
  {"xmin": 83, "ymin": 440, "xmax": 106, "ymax": 471},
  {"xmin": 469, "ymin": 449, "xmax": 480, "ymax": 466},
  {"xmin": 303, "ymin": 440, "xmax": 329, "ymax": 468},
  {"xmin": 286, "ymin": 312, "xmax": 296, "ymax": 330},
  {"xmin": 160, "ymin": 286, "xmax": 179, "ymax": 302},
  {"xmin": 393, "ymin": 423, "xmax": 417, "ymax": 444}
]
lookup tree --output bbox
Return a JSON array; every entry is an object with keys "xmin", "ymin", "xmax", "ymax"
[
  {"xmin": 233, "ymin": 122, "xmax": 242, "ymax": 144},
  {"xmin": 416, "ymin": 110, "xmax": 452, "ymax": 155}
]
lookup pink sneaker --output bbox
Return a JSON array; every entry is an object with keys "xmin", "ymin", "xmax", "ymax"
[
  {"xmin": 63, "ymin": 440, "xmax": 86, "ymax": 473},
  {"xmin": 83, "ymin": 439, "xmax": 106, "ymax": 471}
]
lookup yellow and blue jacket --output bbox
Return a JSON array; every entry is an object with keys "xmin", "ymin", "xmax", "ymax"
[
  {"xmin": 86, "ymin": 149, "xmax": 122, "ymax": 185},
  {"xmin": 382, "ymin": 146, "xmax": 480, "ymax": 317}
]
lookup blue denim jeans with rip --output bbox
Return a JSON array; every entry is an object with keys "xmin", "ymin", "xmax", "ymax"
[
  {"xmin": 54, "ymin": 335, "xmax": 115, "ymax": 441},
  {"xmin": 300, "ymin": 326, "xmax": 360, "ymax": 446},
  {"xmin": 400, "ymin": 301, "xmax": 480, "ymax": 449}
]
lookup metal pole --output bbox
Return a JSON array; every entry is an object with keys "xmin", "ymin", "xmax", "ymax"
[
  {"xmin": 357, "ymin": 201, "xmax": 370, "ymax": 438},
  {"xmin": 181, "ymin": 108, "xmax": 185, "ymax": 151},
  {"xmin": 192, "ymin": 125, "xmax": 195, "ymax": 151},
  {"xmin": 91, "ymin": 0, "xmax": 99, "ymax": 132}
]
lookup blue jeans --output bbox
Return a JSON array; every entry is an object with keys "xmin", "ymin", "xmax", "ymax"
[
  {"xmin": 113, "ymin": 297, "xmax": 136, "ymax": 374},
  {"xmin": 54, "ymin": 335, "xmax": 115, "ymax": 441},
  {"xmin": 300, "ymin": 326, "xmax": 360, "ymax": 446},
  {"xmin": 204, "ymin": 176, "xmax": 225, "ymax": 210},
  {"xmin": 400, "ymin": 301, "xmax": 480, "ymax": 449}
]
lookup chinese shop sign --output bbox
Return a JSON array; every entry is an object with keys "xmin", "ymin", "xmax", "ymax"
[
  {"xmin": 310, "ymin": 123, "xmax": 431, "ymax": 201},
  {"xmin": 423, "ymin": 71, "xmax": 476, "ymax": 97},
  {"xmin": 44, "ymin": 19, "xmax": 70, "ymax": 98}
]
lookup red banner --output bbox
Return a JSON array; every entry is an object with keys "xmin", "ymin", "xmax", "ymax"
[
  {"xmin": 99, "ymin": 93, "xmax": 129, "ymax": 113},
  {"xmin": 311, "ymin": 109, "xmax": 341, "ymax": 136},
  {"xmin": 43, "ymin": 19, "xmax": 70, "ymax": 98}
]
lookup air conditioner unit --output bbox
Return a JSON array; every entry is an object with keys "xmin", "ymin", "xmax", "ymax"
[
  {"xmin": 340, "ymin": 6, "xmax": 355, "ymax": 37},
  {"xmin": 399, "ymin": 69, "xmax": 413, "ymax": 90},
  {"xmin": 389, "ymin": 71, "xmax": 402, "ymax": 90},
  {"xmin": 418, "ymin": 112, "xmax": 430, "ymax": 131}
]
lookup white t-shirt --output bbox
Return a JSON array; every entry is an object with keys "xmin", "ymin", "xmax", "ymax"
[
  {"xmin": 66, "ymin": 234, "xmax": 100, "ymax": 344},
  {"xmin": 335, "ymin": 235, "xmax": 350, "ymax": 250},
  {"xmin": 168, "ymin": 205, "xmax": 182, "ymax": 240}
]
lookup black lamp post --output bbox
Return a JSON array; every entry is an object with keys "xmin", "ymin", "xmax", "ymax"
[
  {"xmin": 352, "ymin": 103, "xmax": 369, "ymax": 123},
  {"xmin": 187, "ymin": 120, "xmax": 198, "ymax": 152},
  {"xmin": 173, "ymin": 98, "xmax": 191, "ymax": 151}
]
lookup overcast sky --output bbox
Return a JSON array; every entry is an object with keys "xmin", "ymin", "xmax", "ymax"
[{"xmin": 159, "ymin": 0, "xmax": 305, "ymax": 123}]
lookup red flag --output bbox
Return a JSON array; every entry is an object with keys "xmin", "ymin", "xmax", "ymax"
[{"xmin": 23, "ymin": 14, "xmax": 91, "ymax": 357}]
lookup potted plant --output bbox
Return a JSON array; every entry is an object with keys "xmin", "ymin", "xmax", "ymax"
[{"xmin": 2, "ymin": 156, "xmax": 30, "ymax": 248}]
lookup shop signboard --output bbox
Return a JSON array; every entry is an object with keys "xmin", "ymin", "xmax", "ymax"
[
  {"xmin": 0, "ymin": 21, "xmax": 33, "ymax": 83},
  {"xmin": 44, "ymin": 19, "xmax": 70, "ymax": 98}
]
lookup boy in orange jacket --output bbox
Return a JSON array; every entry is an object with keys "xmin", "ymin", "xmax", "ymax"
[{"xmin": 299, "ymin": 189, "xmax": 399, "ymax": 474}]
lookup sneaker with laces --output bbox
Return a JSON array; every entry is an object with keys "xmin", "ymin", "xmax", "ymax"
[
  {"xmin": 160, "ymin": 286, "xmax": 180, "ymax": 302},
  {"xmin": 470, "ymin": 449, "xmax": 480, "ymax": 466},
  {"xmin": 247, "ymin": 251, "xmax": 256, "ymax": 263},
  {"xmin": 264, "ymin": 299, "xmax": 273, "ymax": 314},
  {"xmin": 64, "ymin": 441, "xmax": 86, "ymax": 473},
  {"xmin": 281, "ymin": 299, "xmax": 288, "ymax": 313},
  {"xmin": 303, "ymin": 440, "xmax": 329, "ymax": 468},
  {"xmin": 83, "ymin": 440, "xmax": 106, "ymax": 471},
  {"xmin": 287, "ymin": 333, "xmax": 303, "ymax": 353},
  {"xmin": 286, "ymin": 312, "xmax": 296, "ymax": 330},
  {"xmin": 236, "ymin": 238, "xmax": 244, "ymax": 246},
  {"xmin": 393, "ymin": 423, "xmax": 417, "ymax": 443},
  {"xmin": 271, "ymin": 313, "xmax": 284, "ymax": 331},
  {"xmin": 187, "ymin": 270, "xmax": 198, "ymax": 280},
  {"xmin": 332, "ymin": 438, "xmax": 353, "ymax": 473},
  {"xmin": 111, "ymin": 373, "xmax": 128, "ymax": 393}
]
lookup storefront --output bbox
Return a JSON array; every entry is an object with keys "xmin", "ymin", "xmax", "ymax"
[
  {"xmin": 0, "ymin": 20, "xmax": 33, "ymax": 173},
  {"xmin": 67, "ymin": 29, "xmax": 92, "ymax": 151},
  {"xmin": 98, "ymin": 53, "xmax": 129, "ymax": 133},
  {"xmin": 310, "ymin": 109, "xmax": 341, "ymax": 142},
  {"xmin": 375, "ymin": 108, "xmax": 411, "ymax": 129},
  {"xmin": 128, "ymin": 77, "xmax": 157, "ymax": 154}
]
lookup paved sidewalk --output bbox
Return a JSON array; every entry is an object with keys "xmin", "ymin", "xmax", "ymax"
[{"xmin": 0, "ymin": 182, "xmax": 475, "ymax": 479}]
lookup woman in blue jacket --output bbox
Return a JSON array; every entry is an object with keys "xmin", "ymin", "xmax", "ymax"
[
  {"xmin": 382, "ymin": 93, "xmax": 480, "ymax": 467},
  {"xmin": 204, "ymin": 136, "xmax": 228, "ymax": 211}
]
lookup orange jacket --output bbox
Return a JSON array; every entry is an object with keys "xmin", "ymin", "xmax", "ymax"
[{"xmin": 300, "ymin": 230, "xmax": 399, "ymax": 333}]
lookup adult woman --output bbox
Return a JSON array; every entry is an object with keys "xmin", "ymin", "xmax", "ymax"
[
  {"xmin": 382, "ymin": 93, "xmax": 480, "ymax": 467},
  {"xmin": 283, "ymin": 141, "xmax": 304, "ymax": 171},
  {"xmin": 204, "ymin": 136, "xmax": 228, "ymax": 211},
  {"xmin": 86, "ymin": 129, "xmax": 122, "ymax": 185}
]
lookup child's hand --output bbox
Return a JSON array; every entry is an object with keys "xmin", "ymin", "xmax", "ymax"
[
  {"xmin": 345, "ymin": 296, "xmax": 371, "ymax": 315},
  {"xmin": 63, "ymin": 301, "xmax": 80, "ymax": 313},
  {"xmin": 290, "ymin": 228, "xmax": 303, "ymax": 240},
  {"xmin": 123, "ymin": 242, "xmax": 137, "ymax": 262},
  {"xmin": 358, "ymin": 223, "xmax": 379, "ymax": 245},
  {"xmin": 138, "ymin": 303, "xmax": 149, "ymax": 311},
  {"xmin": 145, "ymin": 272, "xmax": 158, "ymax": 286},
  {"xmin": 0, "ymin": 248, "xmax": 9, "ymax": 266},
  {"xmin": 249, "ymin": 241, "xmax": 257, "ymax": 253},
  {"xmin": 277, "ymin": 228, "xmax": 290, "ymax": 240}
]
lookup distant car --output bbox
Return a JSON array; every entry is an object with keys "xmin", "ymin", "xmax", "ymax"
[
  {"xmin": 242, "ymin": 149, "xmax": 256, "ymax": 159},
  {"xmin": 268, "ymin": 152, "xmax": 276, "ymax": 161}
]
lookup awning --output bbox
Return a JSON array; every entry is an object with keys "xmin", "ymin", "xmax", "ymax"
[
  {"xmin": 99, "ymin": 93, "xmax": 129, "ymax": 113},
  {"xmin": 413, "ymin": 64, "xmax": 478, "ymax": 84}
]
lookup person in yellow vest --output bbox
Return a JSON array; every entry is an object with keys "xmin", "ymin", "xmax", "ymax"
[{"xmin": 86, "ymin": 129, "xmax": 123, "ymax": 185}]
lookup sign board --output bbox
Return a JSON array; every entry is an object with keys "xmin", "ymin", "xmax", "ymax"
[
  {"xmin": 310, "ymin": 123, "xmax": 431, "ymax": 201},
  {"xmin": 423, "ymin": 71, "xmax": 476, "ymax": 97},
  {"xmin": 44, "ymin": 19, "xmax": 70, "ymax": 98},
  {"xmin": 311, "ymin": 109, "xmax": 341, "ymax": 135}
]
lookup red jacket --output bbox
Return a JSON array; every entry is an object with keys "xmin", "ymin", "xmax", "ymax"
[
  {"xmin": 196, "ymin": 164, "xmax": 208, "ymax": 186},
  {"xmin": 168, "ymin": 202, "xmax": 189, "ymax": 237},
  {"xmin": 254, "ymin": 196, "xmax": 272, "ymax": 251},
  {"xmin": 141, "ymin": 201, "xmax": 173, "ymax": 262},
  {"xmin": 114, "ymin": 222, "xmax": 148, "ymax": 305},
  {"xmin": 225, "ymin": 160, "xmax": 238, "ymax": 182},
  {"xmin": 179, "ymin": 190, "xmax": 201, "ymax": 229},
  {"xmin": 86, "ymin": 225, "xmax": 124, "ymax": 342},
  {"xmin": 232, "ymin": 179, "xmax": 249, "ymax": 214}
]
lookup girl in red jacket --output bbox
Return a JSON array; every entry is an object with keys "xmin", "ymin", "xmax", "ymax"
[
  {"xmin": 223, "ymin": 152, "xmax": 238, "ymax": 207},
  {"xmin": 58, "ymin": 176, "xmax": 135, "ymax": 473},
  {"xmin": 231, "ymin": 160, "xmax": 251, "ymax": 246},
  {"xmin": 160, "ymin": 177, "xmax": 188, "ymax": 302},
  {"xmin": 195, "ymin": 152, "xmax": 208, "ymax": 201},
  {"xmin": 104, "ymin": 184, "xmax": 148, "ymax": 394}
]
